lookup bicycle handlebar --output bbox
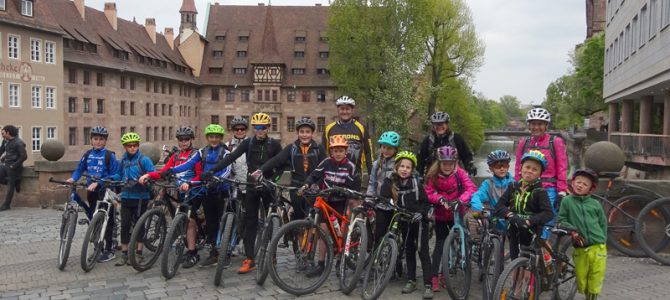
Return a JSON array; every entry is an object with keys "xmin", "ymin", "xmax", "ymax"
[
  {"xmin": 48, "ymin": 177, "xmax": 88, "ymax": 188},
  {"xmin": 259, "ymin": 178, "xmax": 300, "ymax": 191},
  {"xmin": 303, "ymin": 186, "xmax": 365, "ymax": 199}
]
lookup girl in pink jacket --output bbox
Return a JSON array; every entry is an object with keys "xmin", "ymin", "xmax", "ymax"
[{"xmin": 423, "ymin": 146, "xmax": 477, "ymax": 292}]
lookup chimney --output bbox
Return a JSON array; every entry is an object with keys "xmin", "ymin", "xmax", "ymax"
[
  {"xmin": 74, "ymin": 0, "xmax": 85, "ymax": 19},
  {"xmin": 104, "ymin": 2, "xmax": 117, "ymax": 31},
  {"xmin": 145, "ymin": 18, "xmax": 156, "ymax": 44},
  {"xmin": 164, "ymin": 28, "xmax": 174, "ymax": 49}
]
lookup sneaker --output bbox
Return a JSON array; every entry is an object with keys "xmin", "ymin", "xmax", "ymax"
[
  {"xmin": 238, "ymin": 259, "xmax": 256, "ymax": 274},
  {"xmin": 98, "ymin": 251, "xmax": 116, "ymax": 263},
  {"xmin": 431, "ymin": 276, "xmax": 440, "ymax": 292},
  {"xmin": 77, "ymin": 218, "xmax": 90, "ymax": 226},
  {"xmin": 135, "ymin": 252, "xmax": 144, "ymax": 264},
  {"xmin": 200, "ymin": 254, "xmax": 218, "ymax": 267},
  {"xmin": 115, "ymin": 254, "xmax": 128, "ymax": 266},
  {"xmin": 182, "ymin": 252, "xmax": 200, "ymax": 269},
  {"xmin": 440, "ymin": 273, "xmax": 447, "ymax": 288},
  {"xmin": 423, "ymin": 285, "xmax": 434, "ymax": 299},
  {"xmin": 402, "ymin": 280, "xmax": 417, "ymax": 294},
  {"xmin": 305, "ymin": 264, "xmax": 325, "ymax": 278}
]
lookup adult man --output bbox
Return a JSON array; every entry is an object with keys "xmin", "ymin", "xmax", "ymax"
[
  {"xmin": 322, "ymin": 96, "xmax": 373, "ymax": 178},
  {"xmin": 417, "ymin": 111, "xmax": 476, "ymax": 177},
  {"xmin": 0, "ymin": 125, "xmax": 27, "ymax": 211}
]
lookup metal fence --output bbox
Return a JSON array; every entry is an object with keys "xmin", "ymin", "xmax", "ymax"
[{"xmin": 609, "ymin": 133, "xmax": 670, "ymax": 158}]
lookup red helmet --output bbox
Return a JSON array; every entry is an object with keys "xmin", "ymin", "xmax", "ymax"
[{"xmin": 572, "ymin": 168, "xmax": 598, "ymax": 187}]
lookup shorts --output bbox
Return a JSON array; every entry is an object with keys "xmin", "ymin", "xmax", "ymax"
[{"xmin": 573, "ymin": 244, "xmax": 607, "ymax": 295}]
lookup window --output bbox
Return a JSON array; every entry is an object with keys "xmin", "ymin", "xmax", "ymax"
[
  {"xmin": 272, "ymin": 90, "xmax": 278, "ymax": 102},
  {"xmin": 21, "ymin": 0, "xmax": 33, "ymax": 17},
  {"xmin": 130, "ymin": 102, "xmax": 135, "ymax": 115},
  {"xmin": 83, "ymin": 127, "xmax": 91, "ymax": 145},
  {"xmin": 209, "ymin": 67, "xmax": 223, "ymax": 74},
  {"xmin": 130, "ymin": 77, "xmax": 136, "ymax": 90},
  {"xmin": 146, "ymin": 103, "xmax": 151, "ymax": 116},
  {"xmin": 145, "ymin": 127, "xmax": 151, "ymax": 141},
  {"xmin": 161, "ymin": 82, "xmax": 166, "ymax": 94},
  {"xmin": 265, "ymin": 90, "xmax": 270, "ymax": 102},
  {"xmin": 168, "ymin": 84, "xmax": 172, "ymax": 95},
  {"xmin": 9, "ymin": 84, "xmax": 20, "ymax": 107},
  {"xmin": 31, "ymin": 85, "xmax": 41, "ymax": 108},
  {"xmin": 319, "ymin": 51, "xmax": 329, "ymax": 59},
  {"xmin": 317, "ymin": 90, "xmax": 326, "ymax": 102},
  {"xmin": 271, "ymin": 117, "xmax": 278, "ymax": 132},
  {"xmin": 641, "ymin": 5, "xmax": 649, "ymax": 47},
  {"xmin": 129, "ymin": 126, "xmax": 135, "ymax": 133},
  {"xmin": 68, "ymin": 97, "xmax": 76, "ymax": 113},
  {"xmin": 68, "ymin": 68, "xmax": 76, "ymax": 83},
  {"xmin": 287, "ymin": 90, "xmax": 296, "ymax": 102},
  {"xmin": 294, "ymin": 51, "xmax": 305, "ymax": 58},
  {"xmin": 146, "ymin": 79, "xmax": 151, "ymax": 92},
  {"xmin": 31, "ymin": 127, "xmax": 41, "ymax": 152},
  {"xmin": 96, "ymin": 99, "xmax": 104, "ymax": 114},
  {"xmin": 45, "ymin": 41, "xmax": 55, "ymax": 63},
  {"xmin": 47, "ymin": 127, "xmax": 56, "ymax": 140},
  {"xmin": 8, "ymin": 35, "xmax": 19, "ymax": 59},
  {"xmin": 215, "ymin": 35, "xmax": 225, "ymax": 41},
  {"xmin": 154, "ymin": 81, "xmax": 158, "ymax": 93},
  {"xmin": 663, "ymin": 0, "xmax": 670, "ymax": 28},
  {"xmin": 120, "ymin": 76, "xmax": 126, "ymax": 89},
  {"xmin": 83, "ymin": 98, "xmax": 91, "ymax": 113},
  {"xmin": 162, "ymin": 127, "xmax": 166, "ymax": 141},
  {"xmin": 302, "ymin": 91, "xmax": 310, "ymax": 102},
  {"xmin": 295, "ymin": 36, "xmax": 306, "ymax": 42},
  {"xmin": 239, "ymin": 36, "xmax": 249, "ymax": 42},
  {"xmin": 169, "ymin": 105, "xmax": 173, "ymax": 116},
  {"xmin": 319, "ymin": 36, "xmax": 328, "ymax": 42},
  {"xmin": 154, "ymin": 127, "xmax": 159, "ymax": 141},
  {"xmin": 241, "ymin": 89, "xmax": 250, "ymax": 102},
  {"xmin": 162, "ymin": 104, "xmax": 166, "ymax": 116},
  {"xmin": 317, "ymin": 68, "xmax": 330, "ymax": 75},
  {"xmin": 292, "ymin": 68, "xmax": 305, "ymax": 75},
  {"xmin": 625, "ymin": 24, "xmax": 631, "ymax": 59},
  {"xmin": 30, "ymin": 39, "xmax": 41, "ymax": 62},
  {"xmin": 233, "ymin": 68, "xmax": 247, "ymax": 74},
  {"xmin": 121, "ymin": 101, "xmax": 126, "ymax": 115},
  {"xmin": 632, "ymin": 15, "xmax": 639, "ymax": 52},
  {"xmin": 83, "ymin": 71, "xmax": 91, "ymax": 85},
  {"xmin": 237, "ymin": 51, "xmax": 247, "ymax": 57},
  {"xmin": 211, "ymin": 115, "xmax": 220, "ymax": 124},
  {"xmin": 68, "ymin": 127, "xmax": 77, "ymax": 145},
  {"xmin": 212, "ymin": 87, "xmax": 220, "ymax": 101},
  {"xmin": 227, "ymin": 89, "xmax": 235, "ymax": 102},
  {"xmin": 0, "ymin": 0, "xmax": 5, "ymax": 10},
  {"xmin": 120, "ymin": 127, "xmax": 127, "ymax": 135},
  {"xmin": 650, "ymin": 0, "xmax": 659, "ymax": 39},
  {"xmin": 287, "ymin": 117, "xmax": 296, "ymax": 132},
  {"xmin": 154, "ymin": 103, "xmax": 158, "ymax": 116},
  {"xmin": 45, "ymin": 87, "xmax": 56, "ymax": 109},
  {"xmin": 213, "ymin": 50, "xmax": 224, "ymax": 58},
  {"xmin": 317, "ymin": 117, "xmax": 325, "ymax": 132}
]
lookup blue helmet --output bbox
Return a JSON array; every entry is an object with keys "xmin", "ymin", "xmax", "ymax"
[
  {"xmin": 378, "ymin": 131, "xmax": 400, "ymax": 147},
  {"xmin": 486, "ymin": 150, "xmax": 511, "ymax": 166},
  {"xmin": 91, "ymin": 126, "xmax": 108, "ymax": 138},
  {"xmin": 520, "ymin": 150, "xmax": 548, "ymax": 170}
]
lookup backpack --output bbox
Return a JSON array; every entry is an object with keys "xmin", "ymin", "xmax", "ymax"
[
  {"xmin": 121, "ymin": 153, "xmax": 147, "ymax": 176},
  {"xmin": 521, "ymin": 135, "xmax": 557, "ymax": 183},
  {"xmin": 173, "ymin": 148, "xmax": 198, "ymax": 165},
  {"xmin": 83, "ymin": 149, "xmax": 114, "ymax": 171},
  {"xmin": 289, "ymin": 142, "xmax": 322, "ymax": 172},
  {"xmin": 425, "ymin": 132, "xmax": 456, "ymax": 167},
  {"xmin": 199, "ymin": 144, "xmax": 226, "ymax": 165}
]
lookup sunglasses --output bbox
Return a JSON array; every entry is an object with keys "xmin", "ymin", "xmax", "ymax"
[
  {"xmin": 254, "ymin": 125, "xmax": 269, "ymax": 131},
  {"xmin": 233, "ymin": 127, "xmax": 247, "ymax": 132},
  {"xmin": 491, "ymin": 162, "xmax": 509, "ymax": 169},
  {"xmin": 125, "ymin": 143, "xmax": 140, "ymax": 148}
]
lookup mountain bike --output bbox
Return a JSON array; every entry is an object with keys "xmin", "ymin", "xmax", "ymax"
[
  {"xmin": 471, "ymin": 207, "xmax": 505, "ymax": 300},
  {"xmin": 49, "ymin": 178, "xmax": 89, "ymax": 270},
  {"xmin": 266, "ymin": 187, "xmax": 363, "ymax": 296},
  {"xmin": 635, "ymin": 196, "xmax": 670, "ymax": 265},
  {"xmin": 339, "ymin": 199, "xmax": 375, "ymax": 295},
  {"xmin": 441, "ymin": 200, "xmax": 471, "ymax": 300}
]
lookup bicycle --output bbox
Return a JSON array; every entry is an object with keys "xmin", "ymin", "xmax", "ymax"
[
  {"xmin": 470, "ymin": 207, "xmax": 505, "ymax": 300},
  {"xmin": 492, "ymin": 226, "xmax": 577, "ymax": 300},
  {"xmin": 339, "ymin": 199, "xmax": 376, "ymax": 295},
  {"xmin": 80, "ymin": 178, "xmax": 126, "ymax": 272},
  {"xmin": 440, "ymin": 200, "xmax": 471, "ymax": 300},
  {"xmin": 266, "ymin": 186, "xmax": 364, "ymax": 296},
  {"xmin": 635, "ymin": 196, "xmax": 670, "ymax": 265},
  {"xmin": 160, "ymin": 183, "xmax": 208, "ymax": 279},
  {"xmin": 49, "ymin": 178, "xmax": 89, "ymax": 270},
  {"xmin": 127, "ymin": 178, "xmax": 180, "ymax": 272}
]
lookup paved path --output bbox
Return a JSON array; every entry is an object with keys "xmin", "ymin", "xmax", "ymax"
[{"xmin": 0, "ymin": 208, "xmax": 668, "ymax": 299}]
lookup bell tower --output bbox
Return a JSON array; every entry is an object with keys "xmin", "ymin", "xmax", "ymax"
[{"xmin": 179, "ymin": 0, "xmax": 198, "ymax": 33}]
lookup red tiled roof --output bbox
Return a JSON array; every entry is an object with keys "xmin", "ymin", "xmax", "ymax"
[
  {"xmin": 0, "ymin": 0, "xmax": 64, "ymax": 34},
  {"xmin": 180, "ymin": 0, "xmax": 197, "ymax": 13},
  {"xmin": 256, "ymin": 7, "xmax": 282, "ymax": 64}
]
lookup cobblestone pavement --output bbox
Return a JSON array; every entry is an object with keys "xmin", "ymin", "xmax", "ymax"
[{"xmin": 0, "ymin": 207, "xmax": 668, "ymax": 299}]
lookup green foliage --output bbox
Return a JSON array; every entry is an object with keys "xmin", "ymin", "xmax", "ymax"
[
  {"xmin": 434, "ymin": 78, "xmax": 485, "ymax": 150},
  {"xmin": 472, "ymin": 94, "xmax": 507, "ymax": 129},
  {"xmin": 498, "ymin": 95, "xmax": 524, "ymax": 118}
]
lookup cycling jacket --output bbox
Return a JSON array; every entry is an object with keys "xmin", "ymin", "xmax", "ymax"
[
  {"xmin": 322, "ymin": 119, "xmax": 373, "ymax": 174},
  {"xmin": 424, "ymin": 167, "xmax": 477, "ymax": 223},
  {"xmin": 71, "ymin": 147, "xmax": 120, "ymax": 187},
  {"xmin": 147, "ymin": 147, "xmax": 200, "ymax": 182},
  {"xmin": 515, "ymin": 133, "xmax": 568, "ymax": 193},
  {"xmin": 304, "ymin": 157, "xmax": 361, "ymax": 193},
  {"xmin": 470, "ymin": 172, "xmax": 515, "ymax": 211},
  {"xmin": 259, "ymin": 139, "xmax": 326, "ymax": 186}
]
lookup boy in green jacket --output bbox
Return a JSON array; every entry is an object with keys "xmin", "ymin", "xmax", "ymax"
[{"xmin": 558, "ymin": 168, "xmax": 607, "ymax": 300}]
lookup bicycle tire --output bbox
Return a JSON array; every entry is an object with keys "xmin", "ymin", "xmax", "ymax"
[
  {"xmin": 214, "ymin": 213, "xmax": 235, "ymax": 287},
  {"xmin": 161, "ymin": 214, "xmax": 188, "ymax": 279},
  {"xmin": 442, "ymin": 228, "xmax": 472, "ymax": 300},
  {"xmin": 482, "ymin": 236, "xmax": 503, "ymax": 299},
  {"xmin": 129, "ymin": 207, "xmax": 167, "ymax": 272},
  {"xmin": 81, "ymin": 211, "xmax": 105, "ymax": 272},
  {"xmin": 361, "ymin": 236, "xmax": 398, "ymax": 300},
  {"xmin": 57, "ymin": 211, "xmax": 77, "ymax": 270},
  {"xmin": 253, "ymin": 207, "xmax": 268, "ymax": 260},
  {"xmin": 256, "ymin": 216, "xmax": 280, "ymax": 285},
  {"xmin": 636, "ymin": 197, "xmax": 670, "ymax": 265},
  {"xmin": 267, "ymin": 219, "xmax": 334, "ymax": 296},
  {"xmin": 493, "ymin": 256, "xmax": 539, "ymax": 300},
  {"xmin": 339, "ymin": 219, "xmax": 368, "ymax": 295},
  {"xmin": 552, "ymin": 238, "xmax": 577, "ymax": 300},
  {"xmin": 607, "ymin": 194, "xmax": 670, "ymax": 257}
]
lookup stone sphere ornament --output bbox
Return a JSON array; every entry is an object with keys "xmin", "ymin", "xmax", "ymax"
[
  {"xmin": 583, "ymin": 141, "xmax": 626, "ymax": 173},
  {"xmin": 139, "ymin": 143, "xmax": 161, "ymax": 165},
  {"xmin": 40, "ymin": 139, "xmax": 65, "ymax": 161}
]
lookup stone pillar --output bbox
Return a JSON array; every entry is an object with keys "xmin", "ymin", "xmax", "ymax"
[
  {"xmin": 621, "ymin": 99, "xmax": 634, "ymax": 133},
  {"xmin": 664, "ymin": 91, "xmax": 670, "ymax": 135},
  {"xmin": 609, "ymin": 102, "xmax": 619, "ymax": 132},
  {"xmin": 640, "ymin": 96, "xmax": 653, "ymax": 134}
]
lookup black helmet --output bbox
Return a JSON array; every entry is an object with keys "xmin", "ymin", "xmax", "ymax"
[
  {"xmin": 175, "ymin": 126, "xmax": 195, "ymax": 139},
  {"xmin": 91, "ymin": 126, "xmax": 109, "ymax": 137},
  {"xmin": 430, "ymin": 111, "xmax": 450, "ymax": 123},
  {"xmin": 230, "ymin": 116, "xmax": 249, "ymax": 129},
  {"xmin": 295, "ymin": 117, "xmax": 316, "ymax": 131}
]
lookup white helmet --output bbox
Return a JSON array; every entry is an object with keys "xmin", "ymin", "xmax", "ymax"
[
  {"xmin": 526, "ymin": 107, "xmax": 551, "ymax": 123},
  {"xmin": 335, "ymin": 95, "xmax": 356, "ymax": 107}
]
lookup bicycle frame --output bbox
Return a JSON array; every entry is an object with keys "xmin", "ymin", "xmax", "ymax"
[
  {"xmin": 517, "ymin": 228, "xmax": 576, "ymax": 294},
  {"xmin": 447, "ymin": 201, "xmax": 468, "ymax": 269},
  {"xmin": 310, "ymin": 196, "xmax": 349, "ymax": 254},
  {"xmin": 94, "ymin": 187, "xmax": 121, "ymax": 244}
]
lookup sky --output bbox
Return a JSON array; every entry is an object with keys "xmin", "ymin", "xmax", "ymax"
[{"xmin": 87, "ymin": 0, "xmax": 586, "ymax": 104}]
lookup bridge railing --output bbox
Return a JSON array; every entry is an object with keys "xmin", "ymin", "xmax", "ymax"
[{"xmin": 609, "ymin": 132, "xmax": 670, "ymax": 158}]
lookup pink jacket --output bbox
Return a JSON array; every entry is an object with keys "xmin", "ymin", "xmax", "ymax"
[
  {"xmin": 424, "ymin": 168, "xmax": 477, "ymax": 223},
  {"xmin": 515, "ymin": 133, "xmax": 568, "ymax": 193}
]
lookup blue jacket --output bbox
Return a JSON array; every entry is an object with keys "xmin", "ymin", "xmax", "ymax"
[
  {"xmin": 471, "ymin": 172, "xmax": 514, "ymax": 231},
  {"xmin": 172, "ymin": 143, "xmax": 231, "ymax": 192},
  {"xmin": 113, "ymin": 151, "xmax": 155, "ymax": 201},
  {"xmin": 71, "ymin": 147, "xmax": 120, "ymax": 189}
]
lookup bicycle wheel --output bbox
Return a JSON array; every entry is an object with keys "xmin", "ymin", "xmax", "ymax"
[
  {"xmin": 256, "ymin": 216, "xmax": 280, "ymax": 285},
  {"xmin": 161, "ymin": 214, "xmax": 188, "ymax": 279},
  {"xmin": 552, "ymin": 238, "xmax": 577, "ymax": 300},
  {"xmin": 81, "ymin": 211, "xmax": 105, "ymax": 272},
  {"xmin": 636, "ymin": 197, "xmax": 670, "ymax": 265},
  {"xmin": 482, "ymin": 236, "xmax": 503, "ymax": 299},
  {"xmin": 361, "ymin": 236, "xmax": 397, "ymax": 300},
  {"xmin": 129, "ymin": 207, "xmax": 167, "ymax": 272},
  {"xmin": 253, "ymin": 206, "xmax": 268, "ymax": 260},
  {"xmin": 493, "ymin": 257, "xmax": 539, "ymax": 300},
  {"xmin": 442, "ymin": 228, "xmax": 472, "ymax": 300},
  {"xmin": 57, "ymin": 211, "xmax": 77, "ymax": 270},
  {"xmin": 267, "ymin": 219, "xmax": 334, "ymax": 296},
  {"xmin": 606, "ymin": 194, "xmax": 665, "ymax": 257},
  {"xmin": 214, "ymin": 213, "xmax": 234, "ymax": 287},
  {"xmin": 339, "ymin": 219, "xmax": 368, "ymax": 295}
]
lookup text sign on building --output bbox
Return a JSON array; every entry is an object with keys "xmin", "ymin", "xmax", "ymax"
[
  {"xmin": 255, "ymin": 103, "xmax": 282, "ymax": 113},
  {"xmin": 0, "ymin": 62, "xmax": 46, "ymax": 82}
]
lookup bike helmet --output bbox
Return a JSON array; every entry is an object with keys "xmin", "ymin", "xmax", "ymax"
[
  {"xmin": 229, "ymin": 116, "xmax": 249, "ymax": 129},
  {"xmin": 121, "ymin": 132, "xmax": 141, "ymax": 145},
  {"xmin": 486, "ymin": 150, "xmax": 511, "ymax": 166},
  {"xmin": 572, "ymin": 168, "xmax": 599, "ymax": 186},
  {"xmin": 335, "ymin": 95, "xmax": 356, "ymax": 107},
  {"xmin": 90, "ymin": 126, "xmax": 109, "ymax": 138},
  {"xmin": 378, "ymin": 131, "xmax": 401, "ymax": 148},
  {"xmin": 250, "ymin": 113, "xmax": 272, "ymax": 125},
  {"xmin": 329, "ymin": 135, "xmax": 348, "ymax": 148},
  {"xmin": 526, "ymin": 107, "xmax": 551, "ymax": 123},
  {"xmin": 204, "ymin": 124, "xmax": 225, "ymax": 136},
  {"xmin": 175, "ymin": 126, "xmax": 195, "ymax": 139},
  {"xmin": 295, "ymin": 117, "xmax": 316, "ymax": 131},
  {"xmin": 520, "ymin": 150, "xmax": 548, "ymax": 170},
  {"xmin": 437, "ymin": 146, "xmax": 458, "ymax": 161},
  {"xmin": 395, "ymin": 150, "xmax": 417, "ymax": 167},
  {"xmin": 430, "ymin": 111, "xmax": 450, "ymax": 123}
]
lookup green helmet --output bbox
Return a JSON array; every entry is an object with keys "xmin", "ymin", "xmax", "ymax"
[
  {"xmin": 204, "ymin": 124, "xmax": 225, "ymax": 136},
  {"xmin": 121, "ymin": 132, "xmax": 141, "ymax": 145},
  {"xmin": 395, "ymin": 150, "xmax": 417, "ymax": 167}
]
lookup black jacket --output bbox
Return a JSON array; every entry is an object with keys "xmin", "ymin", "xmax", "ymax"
[
  {"xmin": 210, "ymin": 136, "xmax": 282, "ymax": 178},
  {"xmin": 417, "ymin": 131, "xmax": 473, "ymax": 176},
  {"xmin": 379, "ymin": 175, "xmax": 430, "ymax": 215},
  {"xmin": 0, "ymin": 137, "xmax": 27, "ymax": 169},
  {"xmin": 305, "ymin": 157, "xmax": 361, "ymax": 192},
  {"xmin": 494, "ymin": 180, "xmax": 553, "ymax": 230},
  {"xmin": 259, "ymin": 140, "xmax": 326, "ymax": 186}
]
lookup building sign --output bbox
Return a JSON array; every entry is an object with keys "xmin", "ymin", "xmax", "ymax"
[
  {"xmin": 0, "ymin": 62, "xmax": 46, "ymax": 82},
  {"xmin": 255, "ymin": 103, "xmax": 282, "ymax": 113}
]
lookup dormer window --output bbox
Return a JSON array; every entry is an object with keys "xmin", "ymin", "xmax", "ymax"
[{"xmin": 21, "ymin": 0, "xmax": 33, "ymax": 17}]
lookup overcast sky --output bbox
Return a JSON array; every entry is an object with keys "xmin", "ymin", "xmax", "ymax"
[{"xmin": 87, "ymin": 0, "xmax": 586, "ymax": 104}]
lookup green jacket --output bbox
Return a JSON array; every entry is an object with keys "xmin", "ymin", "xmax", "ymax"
[{"xmin": 558, "ymin": 195, "xmax": 607, "ymax": 246}]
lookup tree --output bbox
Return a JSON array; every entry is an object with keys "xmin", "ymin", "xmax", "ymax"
[
  {"xmin": 498, "ymin": 95, "xmax": 524, "ymax": 118},
  {"xmin": 433, "ymin": 78, "xmax": 485, "ymax": 150},
  {"xmin": 473, "ymin": 94, "xmax": 507, "ymax": 129}
]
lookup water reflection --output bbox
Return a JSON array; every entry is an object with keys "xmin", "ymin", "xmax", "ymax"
[{"xmin": 475, "ymin": 138, "xmax": 516, "ymax": 176}]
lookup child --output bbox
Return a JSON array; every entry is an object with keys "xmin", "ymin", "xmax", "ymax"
[
  {"xmin": 367, "ymin": 131, "xmax": 400, "ymax": 246},
  {"xmin": 300, "ymin": 134, "xmax": 361, "ymax": 277},
  {"xmin": 558, "ymin": 168, "xmax": 607, "ymax": 300},
  {"xmin": 467, "ymin": 150, "xmax": 514, "ymax": 239},
  {"xmin": 66, "ymin": 126, "xmax": 120, "ymax": 263},
  {"xmin": 111, "ymin": 132, "xmax": 155, "ymax": 266},
  {"xmin": 495, "ymin": 150, "xmax": 553, "ymax": 261},
  {"xmin": 423, "ymin": 146, "xmax": 477, "ymax": 292},
  {"xmin": 379, "ymin": 151, "xmax": 433, "ymax": 299}
]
